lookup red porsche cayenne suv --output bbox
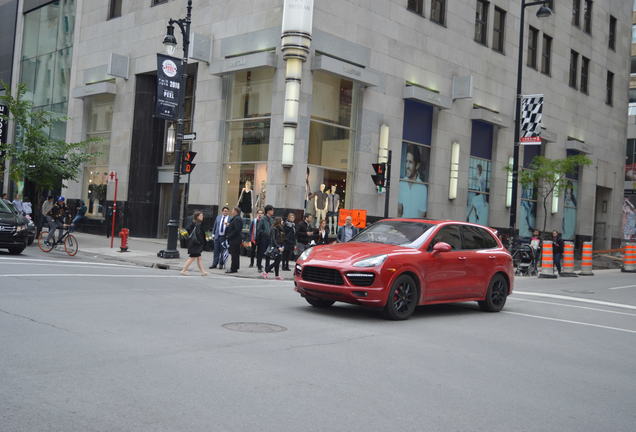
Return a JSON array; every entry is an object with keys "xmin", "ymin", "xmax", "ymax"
[{"xmin": 294, "ymin": 219, "xmax": 514, "ymax": 320}]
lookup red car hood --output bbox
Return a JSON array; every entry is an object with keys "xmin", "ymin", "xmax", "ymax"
[{"xmin": 303, "ymin": 242, "xmax": 418, "ymax": 266}]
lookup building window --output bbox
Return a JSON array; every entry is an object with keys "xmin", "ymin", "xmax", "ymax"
[
  {"xmin": 398, "ymin": 100, "xmax": 433, "ymax": 219},
  {"xmin": 608, "ymin": 15, "xmax": 616, "ymax": 50},
  {"xmin": 583, "ymin": 0, "xmax": 592, "ymax": 34},
  {"xmin": 580, "ymin": 56, "xmax": 589, "ymax": 94},
  {"xmin": 572, "ymin": 0, "xmax": 581, "ymax": 27},
  {"xmin": 632, "ymin": 24, "xmax": 636, "ymax": 43},
  {"xmin": 307, "ymin": 71, "xmax": 359, "ymax": 211},
  {"xmin": 631, "ymin": 56, "xmax": 636, "ymax": 74},
  {"xmin": 466, "ymin": 121, "xmax": 493, "ymax": 226},
  {"xmin": 152, "ymin": 0, "xmax": 169, "ymax": 5},
  {"xmin": 569, "ymin": 50, "xmax": 579, "ymax": 89},
  {"xmin": 541, "ymin": 34, "xmax": 552, "ymax": 75},
  {"xmin": 474, "ymin": 0, "xmax": 489, "ymax": 45},
  {"xmin": 108, "ymin": 0, "xmax": 122, "ymax": 19},
  {"xmin": 606, "ymin": 71, "xmax": 614, "ymax": 106},
  {"xmin": 527, "ymin": 26, "xmax": 539, "ymax": 69},
  {"xmin": 407, "ymin": 0, "xmax": 424, "ymax": 16},
  {"xmin": 430, "ymin": 0, "xmax": 446, "ymax": 25},
  {"xmin": 492, "ymin": 7, "xmax": 506, "ymax": 53}
]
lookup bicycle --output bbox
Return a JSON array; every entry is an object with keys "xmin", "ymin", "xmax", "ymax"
[{"xmin": 38, "ymin": 225, "xmax": 79, "ymax": 256}]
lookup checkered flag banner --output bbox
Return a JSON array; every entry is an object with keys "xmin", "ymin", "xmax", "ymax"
[{"xmin": 520, "ymin": 94, "xmax": 543, "ymax": 144}]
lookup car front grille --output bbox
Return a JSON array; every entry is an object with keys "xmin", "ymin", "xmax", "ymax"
[
  {"xmin": 302, "ymin": 266, "xmax": 344, "ymax": 285},
  {"xmin": 345, "ymin": 272, "xmax": 375, "ymax": 287}
]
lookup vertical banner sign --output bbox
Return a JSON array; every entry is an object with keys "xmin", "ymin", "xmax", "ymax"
[
  {"xmin": 0, "ymin": 104, "xmax": 7, "ymax": 145},
  {"xmin": 520, "ymin": 94, "xmax": 543, "ymax": 145},
  {"xmin": 155, "ymin": 54, "xmax": 183, "ymax": 120},
  {"xmin": 282, "ymin": 0, "xmax": 314, "ymax": 35}
]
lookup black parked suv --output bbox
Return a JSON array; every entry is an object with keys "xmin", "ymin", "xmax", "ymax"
[{"xmin": 0, "ymin": 199, "xmax": 28, "ymax": 254}]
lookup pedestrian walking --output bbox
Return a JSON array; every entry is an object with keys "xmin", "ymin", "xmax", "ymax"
[
  {"xmin": 210, "ymin": 206, "xmax": 230, "ymax": 269},
  {"xmin": 22, "ymin": 197, "xmax": 33, "ymax": 220},
  {"xmin": 41, "ymin": 195, "xmax": 54, "ymax": 231},
  {"xmin": 12, "ymin": 194, "xmax": 24, "ymax": 215},
  {"xmin": 181, "ymin": 211, "xmax": 208, "ymax": 276},
  {"xmin": 248, "ymin": 209, "xmax": 263, "ymax": 269},
  {"xmin": 70, "ymin": 200, "xmax": 87, "ymax": 231},
  {"xmin": 282, "ymin": 212, "xmax": 297, "ymax": 271},
  {"xmin": 256, "ymin": 204, "xmax": 274, "ymax": 272},
  {"xmin": 264, "ymin": 216, "xmax": 284, "ymax": 280},
  {"xmin": 225, "ymin": 207, "xmax": 244, "ymax": 274},
  {"xmin": 315, "ymin": 219, "xmax": 330, "ymax": 245},
  {"xmin": 551, "ymin": 230, "xmax": 564, "ymax": 274},
  {"xmin": 337, "ymin": 215, "xmax": 359, "ymax": 242}
]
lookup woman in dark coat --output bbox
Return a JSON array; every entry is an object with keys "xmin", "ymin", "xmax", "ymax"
[
  {"xmin": 181, "ymin": 211, "xmax": 208, "ymax": 276},
  {"xmin": 315, "ymin": 218, "xmax": 330, "ymax": 245},
  {"xmin": 264, "ymin": 217, "xmax": 285, "ymax": 280}
]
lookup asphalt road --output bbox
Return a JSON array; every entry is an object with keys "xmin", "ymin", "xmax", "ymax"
[{"xmin": 1, "ymin": 247, "xmax": 635, "ymax": 432}]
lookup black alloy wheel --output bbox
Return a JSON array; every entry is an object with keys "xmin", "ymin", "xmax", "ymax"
[
  {"xmin": 478, "ymin": 274, "xmax": 509, "ymax": 312},
  {"xmin": 384, "ymin": 274, "xmax": 418, "ymax": 320},
  {"xmin": 305, "ymin": 296, "xmax": 335, "ymax": 308}
]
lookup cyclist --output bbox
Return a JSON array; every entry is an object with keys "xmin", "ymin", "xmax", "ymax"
[{"xmin": 45, "ymin": 197, "xmax": 71, "ymax": 245}]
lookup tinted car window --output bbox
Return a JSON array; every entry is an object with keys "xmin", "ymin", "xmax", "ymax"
[
  {"xmin": 479, "ymin": 227, "xmax": 498, "ymax": 249},
  {"xmin": 354, "ymin": 221, "xmax": 433, "ymax": 246},
  {"xmin": 0, "ymin": 200, "xmax": 14, "ymax": 215},
  {"xmin": 430, "ymin": 225, "xmax": 462, "ymax": 250},
  {"xmin": 461, "ymin": 225, "xmax": 498, "ymax": 249}
]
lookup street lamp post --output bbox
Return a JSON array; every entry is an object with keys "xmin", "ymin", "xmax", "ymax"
[
  {"xmin": 158, "ymin": 0, "xmax": 192, "ymax": 259},
  {"xmin": 509, "ymin": 1, "xmax": 552, "ymax": 238}
]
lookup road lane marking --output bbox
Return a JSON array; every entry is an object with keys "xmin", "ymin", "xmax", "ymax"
[
  {"xmin": 0, "ymin": 274, "xmax": 185, "ymax": 278},
  {"xmin": 514, "ymin": 291, "xmax": 636, "ymax": 310},
  {"xmin": 0, "ymin": 257, "xmax": 137, "ymax": 268},
  {"xmin": 510, "ymin": 298, "xmax": 636, "ymax": 317},
  {"xmin": 608, "ymin": 285, "xmax": 636, "ymax": 291},
  {"xmin": 504, "ymin": 311, "xmax": 636, "ymax": 334},
  {"xmin": 0, "ymin": 262, "xmax": 142, "ymax": 270}
]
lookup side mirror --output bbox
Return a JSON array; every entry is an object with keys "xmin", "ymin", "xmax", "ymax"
[{"xmin": 432, "ymin": 242, "xmax": 452, "ymax": 253}]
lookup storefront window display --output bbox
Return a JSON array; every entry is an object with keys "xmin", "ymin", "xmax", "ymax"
[
  {"xmin": 623, "ymin": 196, "xmax": 636, "ymax": 241},
  {"xmin": 466, "ymin": 121, "xmax": 493, "ymax": 225},
  {"xmin": 398, "ymin": 100, "xmax": 432, "ymax": 218},
  {"xmin": 562, "ymin": 179, "xmax": 578, "ymax": 240},
  {"xmin": 223, "ymin": 68, "xmax": 274, "ymax": 212},
  {"xmin": 519, "ymin": 144, "xmax": 541, "ymax": 238},
  {"xmin": 82, "ymin": 95, "xmax": 113, "ymax": 220},
  {"xmin": 307, "ymin": 71, "xmax": 358, "ymax": 213}
]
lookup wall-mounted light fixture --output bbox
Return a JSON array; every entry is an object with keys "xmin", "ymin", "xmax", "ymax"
[
  {"xmin": 551, "ymin": 174, "xmax": 560, "ymax": 214},
  {"xmin": 449, "ymin": 142, "xmax": 460, "ymax": 200},
  {"xmin": 506, "ymin": 156, "xmax": 513, "ymax": 207},
  {"xmin": 378, "ymin": 124, "xmax": 389, "ymax": 164},
  {"xmin": 166, "ymin": 123, "xmax": 175, "ymax": 153}
]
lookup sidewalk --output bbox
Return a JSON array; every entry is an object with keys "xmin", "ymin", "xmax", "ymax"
[{"xmin": 71, "ymin": 232, "xmax": 295, "ymax": 280}]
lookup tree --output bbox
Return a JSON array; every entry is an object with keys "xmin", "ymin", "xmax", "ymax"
[
  {"xmin": 517, "ymin": 154, "xmax": 592, "ymax": 234},
  {"xmin": 0, "ymin": 82, "xmax": 98, "ymax": 198}
]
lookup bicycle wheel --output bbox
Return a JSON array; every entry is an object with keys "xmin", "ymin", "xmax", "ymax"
[
  {"xmin": 64, "ymin": 234, "xmax": 79, "ymax": 256},
  {"xmin": 38, "ymin": 230, "xmax": 54, "ymax": 252}
]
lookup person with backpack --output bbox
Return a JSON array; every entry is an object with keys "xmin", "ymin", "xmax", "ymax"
[{"xmin": 181, "ymin": 211, "xmax": 208, "ymax": 276}]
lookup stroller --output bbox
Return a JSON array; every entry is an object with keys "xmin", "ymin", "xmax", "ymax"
[{"xmin": 511, "ymin": 243, "xmax": 538, "ymax": 276}]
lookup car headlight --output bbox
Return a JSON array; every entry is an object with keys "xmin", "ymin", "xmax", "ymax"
[
  {"xmin": 16, "ymin": 225, "xmax": 27, "ymax": 232},
  {"xmin": 298, "ymin": 248, "xmax": 313, "ymax": 261},
  {"xmin": 353, "ymin": 254, "xmax": 388, "ymax": 268}
]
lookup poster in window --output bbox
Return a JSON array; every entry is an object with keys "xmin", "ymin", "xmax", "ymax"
[
  {"xmin": 519, "ymin": 183, "xmax": 537, "ymax": 238},
  {"xmin": 562, "ymin": 180, "xmax": 578, "ymax": 240},
  {"xmin": 623, "ymin": 196, "xmax": 636, "ymax": 241},
  {"xmin": 466, "ymin": 158, "xmax": 491, "ymax": 225},
  {"xmin": 398, "ymin": 142, "xmax": 429, "ymax": 218}
]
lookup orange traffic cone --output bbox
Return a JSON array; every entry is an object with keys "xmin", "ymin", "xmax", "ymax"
[
  {"xmin": 579, "ymin": 241, "xmax": 594, "ymax": 276},
  {"xmin": 539, "ymin": 240, "xmax": 558, "ymax": 279},
  {"xmin": 622, "ymin": 242, "xmax": 636, "ymax": 273},
  {"xmin": 560, "ymin": 241, "xmax": 577, "ymax": 277}
]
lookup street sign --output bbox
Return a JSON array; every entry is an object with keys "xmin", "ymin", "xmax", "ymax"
[
  {"xmin": 183, "ymin": 132, "xmax": 196, "ymax": 141},
  {"xmin": 155, "ymin": 53, "xmax": 183, "ymax": 121}
]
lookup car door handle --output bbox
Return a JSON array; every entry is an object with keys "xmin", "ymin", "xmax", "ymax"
[
  {"xmin": 488, "ymin": 256, "xmax": 496, "ymax": 259},
  {"xmin": 458, "ymin": 257, "xmax": 467, "ymax": 260}
]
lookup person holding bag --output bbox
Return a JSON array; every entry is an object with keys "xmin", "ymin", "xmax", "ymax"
[
  {"xmin": 181, "ymin": 211, "xmax": 208, "ymax": 276},
  {"xmin": 263, "ymin": 217, "xmax": 284, "ymax": 280}
]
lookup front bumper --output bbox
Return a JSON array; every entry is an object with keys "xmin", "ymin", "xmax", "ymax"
[{"xmin": 0, "ymin": 231, "xmax": 28, "ymax": 248}]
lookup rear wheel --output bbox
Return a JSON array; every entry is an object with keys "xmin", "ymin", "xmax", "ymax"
[
  {"xmin": 38, "ymin": 231, "xmax": 54, "ymax": 252},
  {"xmin": 384, "ymin": 274, "xmax": 418, "ymax": 320},
  {"xmin": 478, "ymin": 274, "xmax": 509, "ymax": 312},
  {"xmin": 64, "ymin": 234, "xmax": 79, "ymax": 256},
  {"xmin": 304, "ymin": 296, "xmax": 335, "ymax": 308}
]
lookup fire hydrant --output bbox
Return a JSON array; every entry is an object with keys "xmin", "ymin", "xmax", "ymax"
[{"xmin": 119, "ymin": 228, "xmax": 130, "ymax": 252}]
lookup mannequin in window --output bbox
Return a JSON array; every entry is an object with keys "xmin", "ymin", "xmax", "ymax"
[
  {"xmin": 255, "ymin": 180, "xmax": 267, "ymax": 211},
  {"xmin": 314, "ymin": 183, "xmax": 328, "ymax": 225},
  {"xmin": 237, "ymin": 180, "xmax": 253, "ymax": 218},
  {"xmin": 327, "ymin": 185, "xmax": 340, "ymax": 234}
]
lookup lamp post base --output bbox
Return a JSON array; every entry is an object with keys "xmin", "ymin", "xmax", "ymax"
[{"xmin": 157, "ymin": 249, "xmax": 180, "ymax": 259}]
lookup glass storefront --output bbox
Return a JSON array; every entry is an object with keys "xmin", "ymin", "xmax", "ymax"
[
  {"xmin": 466, "ymin": 121, "xmax": 493, "ymax": 226},
  {"xmin": 222, "ymin": 68, "xmax": 274, "ymax": 215},
  {"xmin": 398, "ymin": 100, "xmax": 432, "ymax": 218},
  {"xmin": 562, "ymin": 149, "xmax": 580, "ymax": 240},
  {"xmin": 307, "ymin": 71, "xmax": 357, "ymax": 215},
  {"xmin": 519, "ymin": 144, "xmax": 541, "ymax": 238}
]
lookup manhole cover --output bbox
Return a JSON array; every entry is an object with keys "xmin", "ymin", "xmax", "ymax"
[
  {"xmin": 562, "ymin": 290, "xmax": 595, "ymax": 294},
  {"xmin": 222, "ymin": 322, "xmax": 287, "ymax": 333}
]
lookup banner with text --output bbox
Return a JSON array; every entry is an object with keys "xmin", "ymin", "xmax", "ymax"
[{"xmin": 155, "ymin": 54, "xmax": 183, "ymax": 121}]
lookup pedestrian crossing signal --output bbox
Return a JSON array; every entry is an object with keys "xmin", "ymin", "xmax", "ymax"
[
  {"xmin": 181, "ymin": 151, "xmax": 197, "ymax": 174},
  {"xmin": 371, "ymin": 163, "xmax": 386, "ymax": 190}
]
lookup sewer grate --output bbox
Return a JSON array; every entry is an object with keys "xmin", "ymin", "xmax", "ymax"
[{"xmin": 222, "ymin": 322, "xmax": 287, "ymax": 333}]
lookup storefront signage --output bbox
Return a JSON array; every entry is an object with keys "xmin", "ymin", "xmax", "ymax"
[
  {"xmin": 338, "ymin": 209, "xmax": 367, "ymax": 229},
  {"xmin": 155, "ymin": 53, "xmax": 183, "ymax": 121},
  {"xmin": 0, "ymin": 104, "xmax": 7, "ymax": 145}
]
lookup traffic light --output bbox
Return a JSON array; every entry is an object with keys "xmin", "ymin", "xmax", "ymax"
[
  {"xmin": 181, "ymin": 151, "xmax": 197, "ymax": 174},
  {"xmin": 371, "ymin": 163, "xmax": 386, "ymax": 190}
]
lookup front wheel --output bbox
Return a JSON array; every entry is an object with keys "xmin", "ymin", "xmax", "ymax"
[
  {"xmin": 64, "ymin": 234, "xmax": 79, "ymax": 256},
  {"xmin": 8, "ymin": 247, "xmax": 25, "ymax": 255},
  {"xmin": 38, "ymin": 231, "xmax": 54, "ymax": 252},
  {"xmin": 384, "ymin": 274, "xmax": 419, "ymax": 320},
  {"xmin": 478, "ymin": 274, "xmax": 509, "ymax": 312},
  {"xmin": 305, "ymin": 296, "xmax": 335, "ymax": 308}
]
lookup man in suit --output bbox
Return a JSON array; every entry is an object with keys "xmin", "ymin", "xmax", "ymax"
[
  {"xmin": 210, "ymin": 206, "xmax": 230, "ymax": 269},
  {"xmin": 248, "ymin": 209, "xmax": 263, "ymax": 269},
  {"xmin": 337, "ymin": 215, "xmax": 359, "ymax": 242},
  {"xmin": 225, "ymin": 207, "xmax": 244, "ymax": 273},
  {"xmin": 256, "ymin": 204, "xmax": 274, "ymax": 272}
]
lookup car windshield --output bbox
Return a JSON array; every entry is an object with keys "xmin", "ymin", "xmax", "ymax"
[
  {"xmin": 0, "ymin": 200, "xmax": 14, "ymax": 215},
  {"xmin": 353, "ymin": 221, "xmax": 433, "ymax": 247}
]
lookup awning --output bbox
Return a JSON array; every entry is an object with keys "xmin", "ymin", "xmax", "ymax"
[
  {"xmin": 403, "ymin": 84, "xmax": 451, "ymax": 110},
  {"xmin": 311, "ymin": 55, "xmax": 381, "ymax": 87},
  {"xmin": 210, "ymin": 51, "xmax": 277, "ymax": 76}
]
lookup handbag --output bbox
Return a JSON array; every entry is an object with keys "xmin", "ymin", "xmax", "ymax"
[
  {"xmin": 265, "ymin": 245, "xmax": 280, "ymax": 259},
  {"xmin": 187, "ymin": 226, "xmax": 201, "ymax": 248}
]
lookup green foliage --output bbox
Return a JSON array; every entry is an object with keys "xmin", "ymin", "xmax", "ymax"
[{"xmin": 0, "ymin": 82, "xmax": 99, "ymax": 192}]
